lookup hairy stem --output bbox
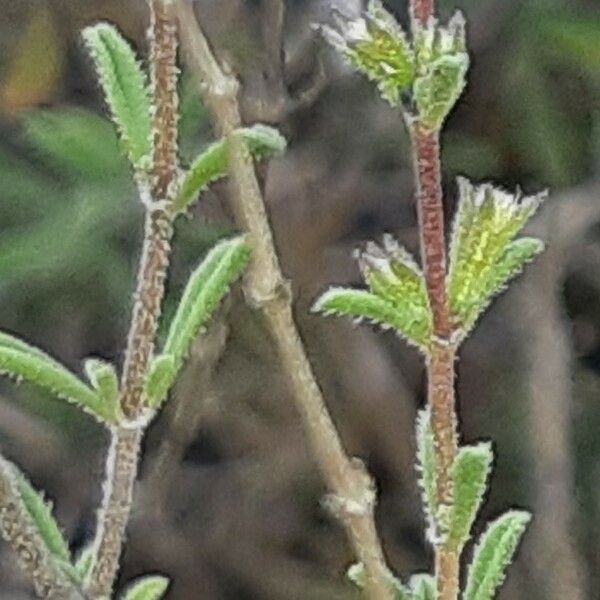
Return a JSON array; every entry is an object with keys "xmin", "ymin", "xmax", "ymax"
[
  {"xmin": 0, "ymin": 457, "xmax": 86, "ymax": 599},
  {"xmin": 174, "ymin": 3, "xmax": 393, "ymax": 598},
  {"xmin": 88, "ymin": 1, "xmax": 179, "ymax": 595},
  {"xmin": 409, "ymin": 1, "xmax": 460, "ymax": 596}
]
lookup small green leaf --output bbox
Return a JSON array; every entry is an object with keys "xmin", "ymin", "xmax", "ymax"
[
  {"xmin": 0, "ymin": 333, "xmax": 115, "ymax": 423},
  {"xmin": 84, "ymin": 358, "xmax": 121, "ymax": 422},
  {"xmin": 447, "ymin": 178, "xmax": 545, "ymax": 335},
  {"xmin": 121, "ymin": 575, "xmax": 170, "ymax": 600},
  {"xmin": 346, "ymin": 563, "xmax": 412, "ymax": 600},
  {"xmin": 174, "ymin": 124, "xmax": 286, "ymax": 214},
  {"xmin": 416, "ymin": 408, "xmax": 437, "ymax": 540},
  {"xmin": 143, "ymin": 354, "xmax": 177, "ymax": 408},
  {"xmin": 321, "ymin": 0, "xmax": 415, "ymax": 105},
  {"xmin": 11, "ymin": 465, "xmax": 70, "ymax": 563},
  {"xmin": 162, "ymin": 236, "xmax": 250, "ymax": 369},
  {"xmin": 414, "ymin": 53, "xmax": 469, "ymax": 130},
  {"xmin": 314, "ymin": 237, "xmax": 432, "ymax": 349},
  {"xmin": 413, "ymin": 12, "xmax": 469, "ymax": 130},
  {"xmin": 447, "ymin": 443, "xmax": 493, "ymax": 551},
  {"xmin": 82, "ymin": 23, "xmax": 152, "ymax": 169},
  {"xmin": 74, "ymin": 545, "xmax": 95, "ymax": 585},
  {"xmin": 463, "ymin": 511, "xmax": 531, "ymax": 600},
  {"xmin": 409, "ymin": 573, "xmax": 435, "ymax": 600}
]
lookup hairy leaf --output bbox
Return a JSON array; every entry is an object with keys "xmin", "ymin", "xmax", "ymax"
[
  {"xmin": 143, "ymin": 354, "xmax": 177, "ymax": 408},
  {"xmin": 82, "ymin": 23, "xmax": 152, "ymax": 169},
  {"xmin": 464, "ymin": 511, "xmax": 531, "ymax": 600},
  {"xmin": 321, "ymin": 0, "xmax": 415, "ymax": 105},
  {"xmin": 409, "ymin": 573, "xmax": 435, "ymax": 600},
  {"xmin": 174, "ymin": 125, "xmax": 286, "ymax": 214},
  {"xmin": 414, "ymin": 53, "xmax": 469, "ymax": 130},
  {"xmin": 121, "ymin": 575, "xmax": 170, "ymax": 600},
  {"xmin": 314, "ymin": 288, "xmax": 425, "ymax": 345},
  {"xmin": 447, "ymin": 178, "xmax": 545, "ymax": 335},
  {"xmin": 347, "ymin": 563, "xmax": 412, "ymax": 600},
  {"xmin": 413, "ymin": 12, "xmax": 468, "ymax": 129},
  {"xmin": 74, "ymin": 545, "xmax": 95, "ymax": 585},
  {"xmin": 315, "ymin": 236, "xmax": 432, "ymax": 349},
  {"xmin": 162, "ymin": 236, "xmax": 250, "ymax": 369},
  {"xmin": 84, "ymin": 359, "xmax": 121, "ymax": 421},
  {"xmin": 416, "ymin": 408, "xmax": 438, "ymax": 540},
  {"xmin": 0, "ymin": 333, "xmax": 115, "ymax": 423},
  {"xmin": 447, "ymin": 443, "xmax": 493, "ymax": 550},
  {"xmin": 12, "ymin": 468, "xmax": 71, "ymax": 563}
]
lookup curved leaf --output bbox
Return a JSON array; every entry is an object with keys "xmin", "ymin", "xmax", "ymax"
[
  {"xmin": 447, "ymin": 443, "xmax": 493, "ymax": 550},
  {"xmin": 0, "ymin": 332, "xmax": 114, "ymax": 423},
  {"xmin": 162, "ymin": 236, "xmax": 250, "ymax": 369},
  {"xmin": 121, "ymin": 575, "xmax": 169, "ymax": 600},
  {"xmin": 464, "ymin": 511, "xmax": 531, "ymax": 600},
  {"xmin": 174, "ymin": 125, "xmax": 286, "ymax": 214},
  {"xmin": 143, "ymin": 354, "xmax": 177, "ymax": 409},
  {"xmin": 82, "ymin": 23, "xmax": 152, "ymax": 169}
]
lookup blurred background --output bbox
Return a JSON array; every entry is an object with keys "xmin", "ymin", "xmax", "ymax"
[{"xmin": 0, "ymin": 0, "xmax": 598, "ymax": 598}]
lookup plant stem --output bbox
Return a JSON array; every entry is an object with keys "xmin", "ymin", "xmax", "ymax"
[
  {"xmin": 174, "ymin": 3, "xmax": 393, "ymax": 598},
  {"xmin": 409, "ymin": 2, "xmax": 460, "ymax": 597},
  {"xmin": 88, "ymin": 1, "xmax": 179, "ymax": 596}
]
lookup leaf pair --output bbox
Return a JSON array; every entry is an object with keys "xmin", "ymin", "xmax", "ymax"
[
  {"xmin": 0, "ymin": 331, "xmax": 121, "ymax": 424},
  {"xmin": 83, "ymin": 23, "xmax": 286, "ymax": 209},
  {"xmin": 447, "ymin": 177, "xmax": 545, "ymax": 337},
  {"xmin": 143, "ymin": 235, "xmax": 251, "ymax": 408},
  {"xmin": 321, "ymin": 1, "xmax": 468, "ymax": 128},
  {"xmin": 416, "ymin": 408, "xmax": 493, "ymax": 547},
  {"xmin": 313, "ymin": 235, "xmax": 433, "ymax": 350},
  {"xmin": 416, "ymin": 410, "xmax": 530, "ymax": 600}
]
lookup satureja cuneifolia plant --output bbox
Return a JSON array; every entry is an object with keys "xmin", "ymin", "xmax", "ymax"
[
  {"xmin": 0, "ymin": 1, "xmax": 284, "ymax": 598},
  {"xmin": 313, "ymin": 1, "xmax": 545, "ymax": 599}
]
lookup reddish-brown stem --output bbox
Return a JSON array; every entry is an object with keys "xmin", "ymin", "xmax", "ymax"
[
  {"xmin": 408, "ymin": 2, "xmax": 460, "ymax": 595},
  {"xmin": 411, "ymin": 0, "xmax": 434, "ymax": 26},
  {"xmin": 411, "ymin": 127, "xmax": 452, "ymax": 338},
  {"xmin": 411, "ymin": 124, "xmax": 459, "ymax": 600},
  {"xmin": 88, "ymin": 1, "xmax": 179, "ymax": 596}
]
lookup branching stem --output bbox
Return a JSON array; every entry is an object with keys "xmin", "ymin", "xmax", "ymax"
[
  {"xmin": 409, "ymin": 3, "xmax": 460, "ymax": 600},
  {"xmin": 174, "ymin": 2, "xmax": 393, "ymax": 598},
  {"xmin": 88, "ymin": 1, "xmax": 179, "ymax": 596}
]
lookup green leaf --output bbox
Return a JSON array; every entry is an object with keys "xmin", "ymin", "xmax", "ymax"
[
  {"xmin": 346, "ymin": 563, "xmax": 412, "ymax": 600},
  {"xmin": 314, "ymin": 237, "xmax": 432, "ymax": 349},
  {"xmin": 84, "ymin": 359, "xmax": 121, "ymax": 421},
  {"xmin": 74, "ymin": 545, "xmax": 95, "ymax": 585},
  {"xmin": 82, "ymin": 23, "xmax": 152, "ymax": 169},
  {"xmin": 416, "ymin": 408, "xmax": 438, "ymax": 540},
  {"xmin": 321, "ymin": 0, "xmax": 415, "ymax": 106},
  {"xmin": 0, "ymin": 332, "xmax": 114, "ymax": 423},
  {"xmin": 409, "ymin": 573, "xmax": 435, "ymax": 600},
  {"xmin": 12, "ymin": 468, "xmax": 71, "ymax": 563},
  {"xmin": 463, "ymin": 511, "xmax": 531, "ymax": 600},
  {"xmin": 162, "ymin": 236, "xmax": 251, "ymax": 369},
  {"xmin": 414, "ymin": 53, "xmax": 469, "ymax": 130},
  {"xmin": 447, "ymin": 178, "xmax": 545, "ymax": 335},
  {"xmin": 173, "ymin": 124, "xmax": 286, "ymax": 214},
  {"xmin": 413, "ymin": 12, "xmax": 469, "ymax": 130},
  {"xmin": 121, "ymin": 575, "xmax": 170, "ymax": 600},
  {"xmin": 447, "ymin": 443, "xmax": 493, "ymax": 551},
  {"xmin": 143, "ymin": 354, "xmax": 177, "ymax": 409}
]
